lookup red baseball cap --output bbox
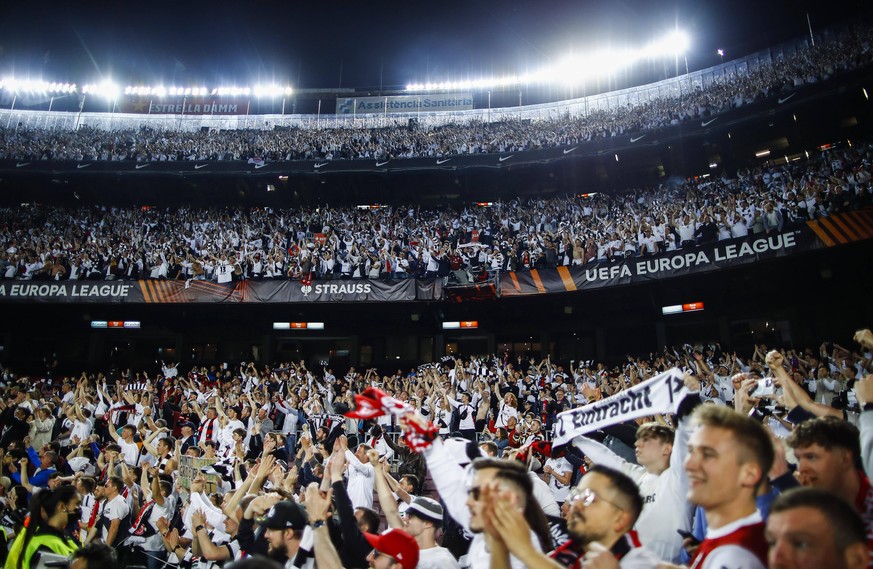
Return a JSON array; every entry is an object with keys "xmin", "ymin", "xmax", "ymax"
[{"xmin": 363, "ymin": 528, "xmax": 419, "ymax": 569}]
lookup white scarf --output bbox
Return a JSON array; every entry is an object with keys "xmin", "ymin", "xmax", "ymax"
[{"xmin": 552, "ymin": 368, "xmax": 688, "ymax": 446}]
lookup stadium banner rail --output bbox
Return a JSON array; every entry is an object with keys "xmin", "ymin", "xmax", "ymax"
[
  {"xmin": 0, "ymin": 275, "xmax": 429, "ymax": 304},
  {"xmin": 500, "ymin": 212, "xmax": 872, "ymax": 297},
  {"xmin": 0, "ymin": 213, "xmax": 869, "ymax": 304},
  {"xmin": 335, "ymin": 93, "xmax": 474, "ymax": 114}
]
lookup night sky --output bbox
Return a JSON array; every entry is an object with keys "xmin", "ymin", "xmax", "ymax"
[{"xmin": 0, "ymin": 0, "xmax": 868, "ymax": 91}]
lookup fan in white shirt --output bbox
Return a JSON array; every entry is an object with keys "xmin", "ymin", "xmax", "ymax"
[{"xmin": 339, "ymin": 436, "xmax": 375, "ymax": 510}]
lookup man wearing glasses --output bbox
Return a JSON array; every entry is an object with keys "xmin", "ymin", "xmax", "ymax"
[
  {"xmin": 477, "ymin": 464, "xmax": 659, "ymax": 568},
  {"xmin": 548, "ymin": 465, "xmax": 661, "ymax": 568}
]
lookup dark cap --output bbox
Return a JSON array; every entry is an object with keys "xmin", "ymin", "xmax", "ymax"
[
  {"xmin": 405, "ymin": 497, "xmax": 443, "ymax": 523},
  {"xmin": 256, "ymin": 501, "xmax": 308, "ymax": 530},
  {"xmin": 363, "ymin": 529, "xmax": 419, "ymax": 569},
  {"xmin": 180, "ymin": 422, "xmax": 195, "ymax": 429}
]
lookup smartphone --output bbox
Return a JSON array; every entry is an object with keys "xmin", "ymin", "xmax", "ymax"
[
  {"xmin": 751, "ymin": 377, "xmax": 776, "ymax": 397},
  {"xmin": 677, "ymin": 529, "xmax": 701, "ymax": 545}
]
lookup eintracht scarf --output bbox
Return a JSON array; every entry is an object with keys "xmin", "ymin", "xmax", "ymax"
[
  {"xmin": 552, "ymin": 369, "xmax": 688, "ymax": 446},
  {"xmin": 131, "ymin": 499, "xmax": 157, "ymax": 537},
  {"xmin": 345, "ymin": 387, "xmax": 438, "ymax": 452}
]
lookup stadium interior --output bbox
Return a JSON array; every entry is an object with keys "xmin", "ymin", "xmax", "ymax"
[{"xmin": 0, "ymin": 23, "xmax": 872, "ymax": 376}]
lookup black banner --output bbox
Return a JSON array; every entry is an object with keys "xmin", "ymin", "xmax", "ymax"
[
  {"xmin": 0, "ymin": 212, "xmax": 870, "ymax": 304},
  {"xmin": 0, "ymin": 278, "xmax": 422, "ymax": 304},
  {"xmin": 501, "ymin": 227, "xmax": 830, "ymax": 297}
]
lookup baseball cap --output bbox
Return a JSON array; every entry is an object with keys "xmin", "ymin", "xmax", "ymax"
[
  {"xmin": 256, "ymin": 501, "xmax": 308, "ymax": 530},
  {"xmin": 363, "ymin": 528, "xmax": 419, "ymax": 569},
  {"xmin": 180, "ymin": 421, "xmax": 195, "ymax": 429},
  {"xmin": 405, "ymin": 497, "xmax": 443, "ymax": 523}
]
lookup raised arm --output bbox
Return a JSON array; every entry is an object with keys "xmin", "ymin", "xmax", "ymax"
[
  {"xmin": 368, "ymin": 449, "xmax": 404, "ymax": 529},
  {"xmin": 141, "ymin": 425, "xmax": 167, "ymax": 456},
  {"xmin": 767, "ymin": 350, "xmax": 842, "ymax": 419}
]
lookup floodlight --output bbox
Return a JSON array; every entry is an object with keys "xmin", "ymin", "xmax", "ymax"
[
  {"xmin": 253, "ymin": 84, "xmax": 293, "ymax": 97},
  {"xmin": 1, "ymin": 78, "xmax": 76, "ymax": 94},
  {"xmin": 406, "ymin": 29, "xmax": 690, "ymax": 91},
  {"xmin": 83, "ymin": 81, "xmax": 120, "ymax": 99},
  {"xmin": 646, "ymin": 31, "xmax": 690, "ymax": 56}
]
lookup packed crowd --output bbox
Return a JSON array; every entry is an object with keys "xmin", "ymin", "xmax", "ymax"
[
  {"xmin": 1, "ymin": 26, "xmax": 871, "ymax": 164},
  {"xmin": 1, "ymin": 326, "xmax": 873, "ymax": 569},
  {"xmin": 0, "ymin": 140, "xmax": 870, "ymax": 284}
]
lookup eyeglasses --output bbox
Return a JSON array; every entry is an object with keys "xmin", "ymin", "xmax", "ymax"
[{"xmin": 568, "ymin": 487, "xmax": 622, "ymax": 510}]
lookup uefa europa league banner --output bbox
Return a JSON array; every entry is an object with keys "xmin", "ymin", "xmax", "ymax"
[
  {"xmin": 0, "ymin": 278, "xmax": 421, "ymax": 304},
  {"xmin": 0, "ymin": 214, "xmax": 868, "ymax": 304}
]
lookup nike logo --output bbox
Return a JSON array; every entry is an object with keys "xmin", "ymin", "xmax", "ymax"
[
  {"xmin": 254, "ymin": 163, "xmax": 267, "ymax": 169},
  {"xmin": 375, "ymin": 160, "xmax": 390, "ymax": 167},
  {"xmin": 498, "ymin": 155, "xmax": 514, "ymax": 162},
  {"xmin": 563, "ymin": 147, "xmax": 578, "ymax": 155},
  {"xmin": 76, "ymin": 163, "xmax": 91, "ymax": 169},
  {"xmin": 314, "ymin": 162, "xmax": 329, "ymax": 169},
  {"xmin": 194, "ymin": 164, "xmax": 208, "ymax": 170},
  {"xmin": 701, "ymin": 118, "xmax": 718, "ymax": 127},
  {"xmin": 135, "ymin": 164, "xmax": 150, "ymax": 170},
  {"xmin": 778, "ymin": 92, "xmax": 796, "ymax": 104},
  {"xmin": 630, "ymin": 135, "xmax": 647, "ymax": 143},
  {"xmin": 436, "ymin": 158, "xmax": 452, "ymax": 165},
  {"xmin": 15, "ymin": 162, "xmax": 29, "ymax": 168}
]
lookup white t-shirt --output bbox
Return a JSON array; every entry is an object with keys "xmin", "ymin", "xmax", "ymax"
[
  {"xmin": 102, "ymin": 495, "xmax": 130, "ymax": 542},
  {"xmin": 495, "ymin": 402, "xmax": 518, "ymax": 429},
  {"xmin": 142, "ymin": 497, "xmax": 175, "ymax": 551},
  {"xmin": 544, "ymin": 457, "xmax": 573, "ymax": 503},
  {"xmin": 418, "ymin": 546, "xmax": 461, "ymax": 569},
  {"xmin": 118, "ymin": 439, "xmax": 141, "ymax": 466},
  {"xmin": 220, "ymin": 419, "xmax": 246, "ymax": 449},
  {"xmin": 71, "ymin": 418, "xmax": 93, "ymax": 442}
]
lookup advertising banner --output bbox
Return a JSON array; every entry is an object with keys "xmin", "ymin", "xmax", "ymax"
[
  {"xmin": 119, "ymin": 97, "xmax": 250, "ymax": 115},
  {"xmin": 0, "ymin": 277, "xmax": 420, "ymax": 304},
  {"xmin": 499, "ymin": 224, "xmax": 846, "ymax": 297},
  {"xmin": 0, "ymin": 213, "xmax": 869, "ymax": 304},
  {"xmin": 335, "ymin": 93, "xmax": 473, "ymax": 114}
]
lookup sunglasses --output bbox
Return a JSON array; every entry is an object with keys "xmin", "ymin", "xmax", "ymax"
[{"xmin": 372, "ymin": 551, "xmax": 397, "ymax": 564}]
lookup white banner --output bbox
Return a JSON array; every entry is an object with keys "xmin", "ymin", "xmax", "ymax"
[
  {"xmin": 336, "ymin": 93, "xmax": 474, "ymax": 115},
  {"xmin": 552, "ymin": 368, "xmax": 688, "ymax": 446}
]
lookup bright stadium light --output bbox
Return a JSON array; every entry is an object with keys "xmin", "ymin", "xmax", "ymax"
[
  {"xmin": 253, "ymin": 84, "xmax": 294, "ymax": 97},
  {"xmin": 164, "ymin": 86, "xmax": 206, "ymax": 97},
  {"xmin": 645, "ymin": 30, "xmax": 690, "ymax": 56},
  {"xmin": 0, "ymin": 78, "xmax": 77, "ymax": 94},
  {"xmin": 124, "ymin": 86, "xmax": 172, "ymax": 97},
  {"xmin": 406, "ymin": 29, "xmax": 690, "ymax": 91},
  {"xmin": 83, "ymin": 81, "xmax": 120, "ymax": 99},
  {"xmin": 212, "ymin": 87, "xmax": 251, "ymax": 97}
]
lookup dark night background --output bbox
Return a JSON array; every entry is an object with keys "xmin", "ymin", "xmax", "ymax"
[{"xmin": 0, "ymin": 0, "xmax": 869, "ymax": 90}]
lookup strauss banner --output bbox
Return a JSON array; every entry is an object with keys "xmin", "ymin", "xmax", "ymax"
[{"xmin": 0, "ymin": 212, "xmax": 868, "ymax": 304}]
